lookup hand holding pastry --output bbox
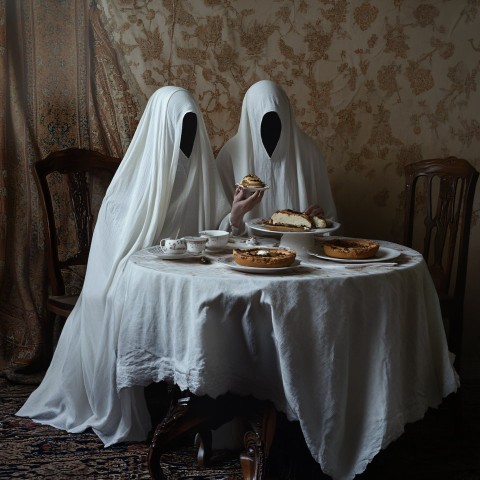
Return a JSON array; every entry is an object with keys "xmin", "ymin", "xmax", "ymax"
[{"xmin": 230, "ymin": 185, "xmax": 264, "ymax": 230}]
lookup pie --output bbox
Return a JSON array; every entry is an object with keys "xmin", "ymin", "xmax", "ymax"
[
  {"xmin": 322, "ymin": 238, "xmax": 380, "ymax": 259},
  {"xmin": 232, "ymin": 247, "xmax": 296, "ymax": 268}
]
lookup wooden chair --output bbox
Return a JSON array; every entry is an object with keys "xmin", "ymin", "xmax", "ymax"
[
  {"xmin": 33, "ymin": 148, "xmax": 121, "ymax": 359},
  {"xmin": 404, "ymin": 157, "xmax": 479, "ymax": 372}
]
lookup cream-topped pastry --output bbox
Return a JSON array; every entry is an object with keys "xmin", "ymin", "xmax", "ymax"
[{"xmin": 240, "ymin": 173, "xmax": 266, "ymax": 188}]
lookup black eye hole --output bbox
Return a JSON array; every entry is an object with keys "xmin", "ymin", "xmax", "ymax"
[
  {"xmin": 261, "ymin": 111, "xmax": 281, "ymax": 157},
  {"xmin": 180, "ymin": 112, "xmax": 197, "ymax": 158}
]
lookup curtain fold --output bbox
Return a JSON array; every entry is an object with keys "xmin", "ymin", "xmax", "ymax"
[
  {"xmin": 0, "ymin": 0, "xmax": 46, "ymax": 382},
  {"xmin": 89, "ymin": 5, "xmax": 140, "ymax": 156},
  {"xmin": 0, "ymin": 0, "xmax": 138, "ymax": 382}
]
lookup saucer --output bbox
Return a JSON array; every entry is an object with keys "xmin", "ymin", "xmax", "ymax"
[
  {"xmin": 146, "ymin": 246, "xmax": 192, "ymax": 259},
  {"xmin": 205, "ymin": 246, "xmax": 227, "ymax": 252},
  {"xmin": 155, "ymin": 252, "xmax": 199, "ymax": 260}
]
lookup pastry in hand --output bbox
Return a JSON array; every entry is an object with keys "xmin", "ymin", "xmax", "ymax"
[{"xmin": 240, "ymin": 173, "xmax": 266, "ymax": 188}]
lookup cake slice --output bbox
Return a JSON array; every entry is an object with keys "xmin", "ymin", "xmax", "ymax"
[
  {"xmin": 261, "ymin": 209, "xmax": 313, "ymax": 231},
  {"xmin": 271, "ymin": 210, "xmax": 313, "ymax": 229},
  {"xmin": 312, "ymin": 215, "xmax": 327, "ymax": 228}
]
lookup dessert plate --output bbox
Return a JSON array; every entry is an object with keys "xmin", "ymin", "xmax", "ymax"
[
  {"xmin": 219, "ymin": 256, "xmax": 301, "ymax": 274},
  {"xmin": 309, "ymin": 246, "xmax": 401, "ymax": 264},
  {"xmin": 247, "ymin": 218, "xmax": 341, "ymax": 235},
  {"xmin": 235, "ymin": 183, "xmax": 270, "ymax": 192}
]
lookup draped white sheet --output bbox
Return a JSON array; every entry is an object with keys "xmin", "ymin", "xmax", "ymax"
[
  {"xmin": 17, "ymin": 86, "xmax": 230, "ymax": 446},
  {"xmin": 217, "ymin": 80, "xmax": 338, "ymax": 225},
  {"xmin": 115, "ymin": 242, "xmax": 458, "ymax": 480}
]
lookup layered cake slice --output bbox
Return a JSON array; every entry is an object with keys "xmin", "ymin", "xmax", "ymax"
[{"xmin": 262, "ymin": 209, "xmax": 327, "ymax": 231}]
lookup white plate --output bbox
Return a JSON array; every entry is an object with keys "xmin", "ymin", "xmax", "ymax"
[
  {"xmin": 219, "ymin": 256, "xmax": 301, "ymax": 274},
  {"xmin": 235, "ymin": 183, "xmax": 270, "ymax": 192},
  {"xmin": 247, "ymin": 218, "xmax": 341, "ymax": 235},
  {"xmin": 145, "ymin": 246, "xmax": 200, "ymax": 260},
  {"xmin": 309, "ymin": 246, "xmax": 401, "ymax": 264}
]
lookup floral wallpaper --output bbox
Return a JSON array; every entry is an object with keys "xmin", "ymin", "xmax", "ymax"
[
  {"xmin": 1, "ymin": 0, "xmax": 479, "ymax": 378},
  {"xmin": 97, "ymin": 0, "xmax": 480, "ymax": 375}
]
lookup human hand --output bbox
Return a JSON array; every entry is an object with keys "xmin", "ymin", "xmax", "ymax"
[
  {"xmin": 304, "ymin": 204, "xmax": 325, "ymax": 218},
  {"xmin": 230, "ymin": 186, "xmax": 264, "ymax": 229}
]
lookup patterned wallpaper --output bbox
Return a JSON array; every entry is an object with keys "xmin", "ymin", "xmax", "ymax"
[
  {"xmin": 97, "ymin": 0, "xmax": 480, "ymax": 373},
  {"xmin": 98, "ymin": 0, "xmax": 480, "ymax": 230}
]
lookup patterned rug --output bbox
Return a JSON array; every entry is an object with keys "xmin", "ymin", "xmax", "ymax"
[
  {"xmin": 2, "ymin": 377, "xmax": 480, "ymax": 479},
  {"xmin": 0, "ymin": 378, "xmax": 242, "ymax": 479}
]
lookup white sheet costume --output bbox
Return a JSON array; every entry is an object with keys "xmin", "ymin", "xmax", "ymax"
[
  {"xmin": 217, "ymin": 80, "xmax": 337, "ymax": 229},
  {"xmin": 17, "ymin": 86, "xmax": 229, "ymax": 446}
]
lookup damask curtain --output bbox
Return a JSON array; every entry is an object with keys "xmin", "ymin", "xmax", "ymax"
[
  {"xmin": 1, "ymin": 0, "xmax": 480, "ymax": 382},
  {"xmin": 0, "ymin": 0, "xmax": 138, "ymax": 382}
]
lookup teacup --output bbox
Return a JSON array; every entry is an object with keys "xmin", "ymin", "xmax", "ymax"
[
  {"xmin": 184, "ymin": 236, "xmax": 208, "ymax": 255},
  {"xmin": 160, "ymin": 237, "xmax": 187, "ymax": 254},
  {"xmin": 199, "ymin": 230, "xmax": 229, "ymax": 251}
]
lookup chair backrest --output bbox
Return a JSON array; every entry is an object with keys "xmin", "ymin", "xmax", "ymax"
[
  {"xmin": 34, "ymin": 148, "xmax": 121, "ymax": 296},
  {"xmin": 404, "ymin": 157, "xmax": 478, "ymax": 305}
]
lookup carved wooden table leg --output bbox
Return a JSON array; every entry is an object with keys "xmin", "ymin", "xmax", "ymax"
[
  {"xmin": 240, "ymin": 402, "xmax": 277, "ymax": 480},
  {"xmin": 148, "ymin": 393, "xmax": 191, "ymax": 480},
  {"xmin": 147, "ymin": 390, "xmax": 239, "ymax": 479}
]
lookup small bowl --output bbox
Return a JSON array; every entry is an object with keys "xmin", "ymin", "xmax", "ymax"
[{"xmin": 199, "ymin": 229, "xmax": 230, "ymax": 251}]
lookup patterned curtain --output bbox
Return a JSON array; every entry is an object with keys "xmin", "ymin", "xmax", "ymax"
[{"xmin": 0, "ymin": 0, "xmax": 138, "ymax": 382}]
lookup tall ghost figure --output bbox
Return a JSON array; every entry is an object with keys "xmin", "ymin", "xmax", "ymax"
[
  {"xmin": 17, "ymin": 86, "xmax": 229, "ymax": 446},
  {"xmin": 217, "ymin": 80, "xmax": 337, "ymax": 232}
]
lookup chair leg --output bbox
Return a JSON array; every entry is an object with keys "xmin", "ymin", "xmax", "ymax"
[
  {"xmin": 195, "ymin": 429, "xmax": 213, "ymax": 467},
  {"xmin": 44, "ymin": 311, "xmax": 57, "ymax": 366},
  {"xmin": 447, "ymin": 308, "xmax": 464, "ymax": 375}
]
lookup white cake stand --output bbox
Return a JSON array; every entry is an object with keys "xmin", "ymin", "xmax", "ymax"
[{"xmin": 246, "ymin": 219, "xmax": 341, "ymax": 258}]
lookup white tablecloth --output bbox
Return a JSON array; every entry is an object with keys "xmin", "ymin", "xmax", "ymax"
[{"xmin": 115, "ymin": 240, "xmax": 458, "ymax": 480}]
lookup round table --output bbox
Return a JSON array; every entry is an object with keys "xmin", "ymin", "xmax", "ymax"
[{"xmin": 115, "ymin": 238, "xmax": 458, "ymax": 480}]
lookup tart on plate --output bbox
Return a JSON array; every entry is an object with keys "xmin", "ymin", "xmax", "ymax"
[
  {"xmin": 322, "ymin": 238, "xmax": 380, "ymax": 259},
  {"xmin": 232, "ymin": 247, "xmax": 296, "ymax": 268}
]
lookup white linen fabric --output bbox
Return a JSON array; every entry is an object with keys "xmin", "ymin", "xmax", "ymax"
[
  {"xmin": 16, "ymin": 86, "xmax": 229, "ymax": 446},
  {"xmin": 115, "ymin": 242, "xmax": 458, "ymax": 480},
  {"xmin": 217, "ymin": 79, "xmax": 337, "ymax": 227}
]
